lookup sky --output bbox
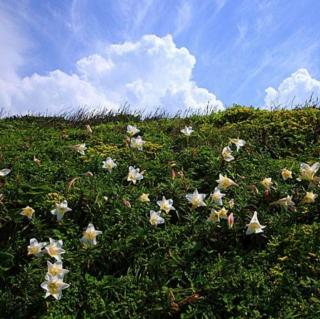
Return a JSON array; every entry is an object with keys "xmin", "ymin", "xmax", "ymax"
[{"xmin": 1, "ymin": 0, "xmax": 320, "ymax": 115}]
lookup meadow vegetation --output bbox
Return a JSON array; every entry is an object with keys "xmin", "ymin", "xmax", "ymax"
[{"xmin": 1, "ymin": 105, "xmax": 320, "ymax": 318}]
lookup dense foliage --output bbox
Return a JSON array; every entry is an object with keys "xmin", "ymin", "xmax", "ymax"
[{"xmin": 1, "ymin": 106, "xmax": 320, "ymax": 318}]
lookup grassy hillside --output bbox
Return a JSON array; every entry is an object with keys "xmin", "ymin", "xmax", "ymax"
[{"xmin": 1, "ymin": 106, "xmax": 320, "ymax": 318}]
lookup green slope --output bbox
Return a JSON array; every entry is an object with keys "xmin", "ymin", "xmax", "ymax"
[{"xmin": 1, "ymin": 106, "xmax": 320, "ymax": 318}]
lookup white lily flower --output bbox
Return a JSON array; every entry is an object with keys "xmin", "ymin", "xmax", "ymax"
[
  {"xmin": 270, "ymin": 195, "xmax": 295, "ymax": 209},
  {"xmin": 186, "ymin": 189, "xmax": 206, "ymax": 208},
  {"xmin": 51, "ymin": 200, "xmax": 72, "ymax": 221},
  {"xmin": 81, "ymin": 223, "xmax": 102, "ymax": 246},
  {"xmin": 216, "ymin": 174, "xmax": 238, "ymax": 190},
  {"xmin": 127, "ymin": 125, "xmax": 140, "ymax": 137},
  {"xmin": 210, "ymin": 187, "xmax": 225, "ymax": 206},
  {"xmin": 45, "ymin": 238, "xmax": 65, "ymax": 261},
  {"xmin": 20, "ymin": 206, "xmax": 35, "ymax": 219},
  {"xmin": 0, "ymin": 168, "xmax": 11, "ymax": 177},
  {"xmin": 157, "ymin": 196, "xmax": 175, "ymax": 214},
  {"xmin": 127, "ymin": 166, "xmax": 144, "ymax": 184},
  {"xmin": 130, "ymin": 136, "xmax": 145, "ymax": 150},
  {"xmin": 149, "ymin": 210, "xmax": 165, "ymax": 226},
  {"xmin": 229, "ymin": 138, "xmax": 246, "ymax": 151},
  {"xmin": 139, "ymin": 193, "xmax": 150, "ymax": 202},
  {"xmin": 207, "ymin": 210, "xmax": 220, "ymax": 223},
  {"xmin": 102, "ymin": 157, "xmax": 117, "ymax": 173},
  {"xmin": 41, "ymin": 274, "xmax": 70, "ymax": 300},
  {"xmin": 246, "ymin": 211, "xmax": 266, "ymax": 235},
  {"xmin": 301, "ymin": 191, "xmax": 318, "ymax": 204},
  {"xmin": 261, "ymin": 178, "xmax": 273, "ymax": 190},
  {"xmin": 281, "ymin": 168, "xmax": 292, "ymax": 181},
  {"xmin": 27, "ymin": 238, "xmax": 47, "ymax": 256},
  {"xmin": 47, "ymin": 261, "xmax": 69, "ymax": 278},
  {"xmin": 228, "ymin": 198, "xmax": 235, "ymax": 208},
  {"xmin": 298, "ymin": 162, "xmax": 320, "ymax": 182},
  {"xmin": 207, "ymin": 207, "xmax": 228, "ymax": 223},
  {"xmin": 85, "ymin": 124, "xmax": 93, "ymax": 134},
  {"xmin": 222, "ymin": 146, "xmax": 234, "ymax": 162},
  {"xmin": 72, "ymin": 143, "xmax": 87, "ymax": 155},
  {"xmin": 33, "ymin": 156, "xmax": 41, "ymax": 166},
  {"xmin": 181, "ymin": 126, "xmax": 194, "ymax": 136}
]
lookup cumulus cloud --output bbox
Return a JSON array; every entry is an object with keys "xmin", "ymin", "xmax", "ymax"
[
  {"xmin": 264, "ymin": 68, "xmax": 320, "ymax": 108},
  {"xmin": 0, "ymin": 33, "xmax": 224, "ymax": 115}
]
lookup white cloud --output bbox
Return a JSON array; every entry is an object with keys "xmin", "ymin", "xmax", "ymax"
[
  {"xmin": 0, "ymin": 71, "xmax": 112, "ymax": 115},
  {"xmin": 264, "ymin": 68, "xmax": 320, "ymax": 108},
  {"xmin": 0, "ymin": 33, "xmax": 224, "ymax": 115}
]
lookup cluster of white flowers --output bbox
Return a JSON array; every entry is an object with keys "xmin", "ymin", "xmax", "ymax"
[
  {"xmin": 221, "ymin": 138, "xmax": 246, "ymax": 162},
  {"xmin": 27, "ymin": 237, "xmax": 70, "ymax": 300},
  {"xmin": 27, "ymin": 221, "xmax": 102, "ymax": 299},
  {"xmin": 185, "ymin": 175, "xmax": 237, "ymax": 229},
  {"xmin": 10, "ymin": 123, "xmax": 319, "ymax": 301}
]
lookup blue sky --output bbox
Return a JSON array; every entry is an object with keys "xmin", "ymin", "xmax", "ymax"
[{"xmin": 1, "ymin": 0, "xmax": 320, "ymax": 114}]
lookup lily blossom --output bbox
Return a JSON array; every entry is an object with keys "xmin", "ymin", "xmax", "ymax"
[
  {"xmin": 186, "ymin": 189, "xmax": 206, "ymax": 208},
  {"xmin": 210, "ymin": 187, "xmax": 225, "ymax": 206},
  {"xmin": 20, "ymin": 206, "xmax": 35, "ymax": 219},
  {"xmin": 246, "ymin": 211, "xmax": 266, "ymax": 235},
  {"xmin": 27, "ymin": 238, "xmax": 47, "ymax": 256},
  {"xmin": 228, "ymin": 199, "xmax": 235, "ymax": 208},
  {"xmin": 149, "ymin": 210, "xmax": 165, "ymax": 226},
  {"xmin": 301, "ymin": 191, "xmax": 318, "ymax": 204},
  {"xmin": 33, "ymin": 156, "xmax": 41, "ymax": 166},
  {"xmin": 157, "ymin": 196, "xmax": 175, "ymax": 214},
  {"xmin": 81, "ymin": 223, "xmax": 102, "ymax": 246},
  {"xmin": 84, "ymin": 171, "xmax": 93, "ymax": 177},
  {"xmin": 270, "ymin": 195, "xmax": 295, "ymax": 209},
  {"xmin": 261, "ymin": 178, "xmax": 273, "ymax": 191},
  {"xmin": 181, "ymin": 126, "xmax": 194, "ymax": 136},
  {"xmin": 0, "ymin": 168, "xmax": 11, "ymax": 177},
  {"xmin": 45, "ymin": 238, "xmax": 65, "ymax": 261},
  {"xmin": 216, "ymin": 174, "xmax": 238, "ymax": 190},
  {"xmin": 130, "ymin": 136, "xmax": 145, "ymax": 150},
  {"xmin": 222, "ymin": 146, "xmax": 234, "ymax": 162},
  {"xmin": 139, "ymin": 193, "xmax": 150, "ymax": 202},
  {"xmin": 281, "ymin": 168, "xmax": 292, "ymax": 181},
  {"xmin": 41, "ymin": 274, "xmax": 70, "ymax": 300},
  {"xmin": 297, "ymin": 162, "xmax": 320, "ymax": 182},
  {"xmin": 51, "ymin": 200, "xmax": 72, "ymax": 221},
  {"xmin": 127, "ymin": 166, "xmax": 144, "ymax": 184},
  {"xmin": 102, "ymin": 157, "xmax": 117, "ymax": 173},
  {"xmin": 127, "ymin": 125, "xmax": 140, "ymax": 137},
  {"xmin": 85, "ymin": 124, "xmax": 93, "ymax": 134},
  {"xmin": 47, "ymin": 261, "xmax": 69, "ymax": 278},
  {"xmin": 207, "ymin": 207, "xmax": 228, "ymax": 223},
  {"xmin": 72, "ymin": 143, "xmax": 87, "ymax": 155},
  {"xmin": 229, "ymin": 138, "xmax": 246, "ymax": 151}
]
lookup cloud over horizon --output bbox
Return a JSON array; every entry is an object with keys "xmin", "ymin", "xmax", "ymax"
[
  {"xmin": 0, "ymin": 34, "xmax": 224, "ymax": 115},
  {"xmin": 264, "ymin": 68, "xmax": 320, "ymax": 108}
]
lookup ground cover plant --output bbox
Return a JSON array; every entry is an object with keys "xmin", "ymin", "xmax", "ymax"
[{"xmin": 1, "ymin": 105, "xmax": 320, "ymax": 318}]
